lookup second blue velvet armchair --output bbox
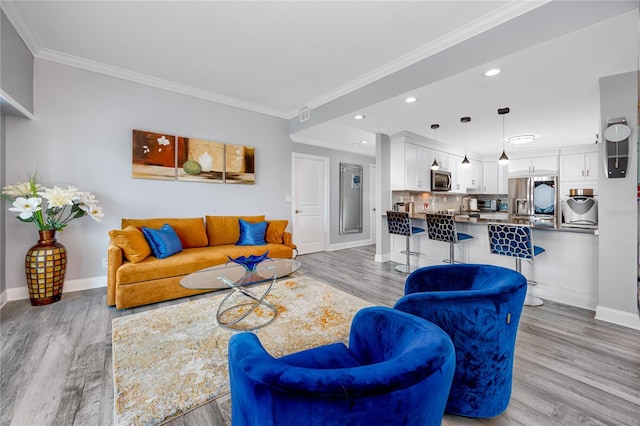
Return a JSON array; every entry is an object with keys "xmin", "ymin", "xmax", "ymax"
[{"xmin": 394, "ymin": 264, "xmax": 527, "ymax": 418}]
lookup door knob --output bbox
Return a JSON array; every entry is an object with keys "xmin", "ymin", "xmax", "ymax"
[{"xmin": 295, "ymin": 209, "xmax": 302, "ymax": 213}]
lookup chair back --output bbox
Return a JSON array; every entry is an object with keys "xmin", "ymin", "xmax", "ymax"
[
  {"xmin": 386, "ymin": 211, "xmax": 412, "ymax": 236},
  {"xmin": 487, "ymin": 223, "xmax": 535, "ymax": 260},
  {"xmin": 425, "ymin": 213, "xmax": 458, "ymax": 243}
]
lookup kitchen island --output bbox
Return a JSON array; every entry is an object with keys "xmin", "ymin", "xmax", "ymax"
[{"xmin": 387, "ymin": 212, "xmax": 598, "ymax": 310}]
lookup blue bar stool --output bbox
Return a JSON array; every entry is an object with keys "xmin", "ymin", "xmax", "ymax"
[
  {"xmin": 386, "ymin": 211, "xmax": 425, "ymax": 273},
  {"xmin": 487, "ymin": 222, "xmax": 545, "ymax": 306},
  {"xmin": 425, "ymin": 213, "xmax": 473, "ymax": 264}
]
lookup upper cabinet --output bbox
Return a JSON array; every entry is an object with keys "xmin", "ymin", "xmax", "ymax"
[
  {"xmin": 432, "ymin": 151, "xmax": 449, "ymax": 171},
  {"xmin": 482, "ymin": 161, "xmax": 498, "ymax": 193},
  {"xmin": 449, "ymin": 154, "xmax": 464, "ymax": 193},
  {"xmin": 463, "ymin": 158, "xmax": 481, "ymax": 192},
  {"xmin": 390, "ymin": 141, "xmax": 431, "ymax": 191},
  {"xmin": 560, "ymin": 152, "xmax": 599, "ymax": 182},
  {"xmin": 508, "ymin": 155, "xmax": 558, "ymax": 176}
]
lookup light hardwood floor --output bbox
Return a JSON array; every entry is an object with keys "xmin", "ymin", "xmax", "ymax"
[{"xmin": 1, "ymin": 245, "xmax": 639, "ymax": 425}]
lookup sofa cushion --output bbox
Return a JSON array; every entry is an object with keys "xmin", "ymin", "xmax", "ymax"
[
  {"xmin": 206, "ymin": 215, "xmax": 265, "ymax": 246},
  {"xmin": 109, "ymin": 226, "xmax": 152, "ymax": 263},
  {"xmin": 265, "ymin": 220, "xmax": 288, "ymax": 244},
  {"xmin": 122, "ymin": 217, "xmax": 208, "ymax": 248},
  {"xmin": 142, "ymin": 224, "xmax": 183, "ymax": 259},
  {"xmin": 237, "ymin": 219, "xmax": 267, "ymax": 246}
]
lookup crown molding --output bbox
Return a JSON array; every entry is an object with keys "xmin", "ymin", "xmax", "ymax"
[
  {"xmin": 304, "ymin": 1, "xmax": 549, "ymax": 110},
  {"xmin": 37, "ymin": 49, "xmax": 291, "ymax": 118}
]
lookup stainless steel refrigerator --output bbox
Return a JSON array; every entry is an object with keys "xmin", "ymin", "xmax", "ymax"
[{"xmin": 508, "ymin": 176, "xmax": 559, "ymax": 224}]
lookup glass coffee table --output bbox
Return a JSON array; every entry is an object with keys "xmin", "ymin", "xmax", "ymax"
[{"xmin": 180, "ymin": 257, "xmax": 301, "ymax": 331}]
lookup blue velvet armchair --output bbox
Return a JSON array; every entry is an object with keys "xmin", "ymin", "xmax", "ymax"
[
  {"xmin": 228, "ymin": 306, "xmax": 456, "ymax": 426},
  {"xmin": 393, "ymin": 264, "xmax": 527, "ymax": 418}
]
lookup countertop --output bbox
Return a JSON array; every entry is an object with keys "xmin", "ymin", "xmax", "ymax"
[{"xmin": 404, "ymin": 211, "xmax": 598, "ymax": 235}]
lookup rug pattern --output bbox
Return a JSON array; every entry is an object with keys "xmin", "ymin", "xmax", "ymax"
[{"xmin": 112, "ymin": 276, "xmax": 373, "ymax": 426}]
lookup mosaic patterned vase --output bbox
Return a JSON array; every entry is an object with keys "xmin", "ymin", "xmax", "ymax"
[{"xmin": 25, "ymin": 230, "xmax": 67, "ymax": 306}]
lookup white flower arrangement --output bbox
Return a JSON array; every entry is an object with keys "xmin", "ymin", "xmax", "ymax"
[{"xmin": 2, "ymin": 173, "xmax": 103, "ymax": 231}]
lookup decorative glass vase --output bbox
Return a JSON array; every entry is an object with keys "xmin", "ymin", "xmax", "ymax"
[{"xmin": 25, "ymin": 230, "xmax": 67, "ymax": 306}]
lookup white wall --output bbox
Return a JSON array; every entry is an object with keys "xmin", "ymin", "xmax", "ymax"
[
  {"xmin": 596, "ymin": 71, "xmax": 640, "ymax": 329},
  {"xmin": 4, "ymin": 59, "xmax": 293, "ymax": 292}
]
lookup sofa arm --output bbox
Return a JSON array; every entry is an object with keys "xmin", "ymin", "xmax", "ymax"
[
  {"xmin": 283, "ymin": 232, "xmax": 298, "ymax": 258},
  {"xmin": 107, "ymin": 241, "xmax": 123, "ymax": 306},
  {"xmin": 283, "ymin": 232, "xmax": 297, "ymax": 249}
]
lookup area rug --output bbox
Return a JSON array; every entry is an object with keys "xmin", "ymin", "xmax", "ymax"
[{"xmin": 111, "ymin": 275, "xmax": 374, "ymax": 426}]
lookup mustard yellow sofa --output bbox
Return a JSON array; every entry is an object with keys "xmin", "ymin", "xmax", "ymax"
[{"xmin": 107, "ymin": 215, "xmax": 296, "ymax": 309}]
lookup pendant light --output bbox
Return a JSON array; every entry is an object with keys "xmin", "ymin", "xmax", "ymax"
[
  {"xmin": 498, "ymin": 107, "xmax": 510, "ymax": 164},
  {"xmin": 461, "ymin": 116, "xmax": 471, "ymax": 168},
  {"xmin": 430, "ymin": 124, "xmax": 440, "ymax": 170}
]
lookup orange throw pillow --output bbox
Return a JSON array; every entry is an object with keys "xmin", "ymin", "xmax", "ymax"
[
  {"xmin": 109, "ymin": 226, "xmax": 152, "ymax": 263},
  {"xmin": 265, "ymin": 220, "xmax": 288, "ymax": 244}
]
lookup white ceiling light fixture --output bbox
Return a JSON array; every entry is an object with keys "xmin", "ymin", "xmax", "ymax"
[
  {"xmin": 405, "ymin": 96, "xmax": 418, "ymax": 103},
  {"xmin": 354, "ymin": 114, "xmax": 366, "ymax": 120},
  {"xmin": 484, "ymin": 67, "xmax": 503, "ymax": 77},
  {"xmin": 498, "ymin": 107, "xmax": 510, "ymax": 164},
  {"xmin": 360, "ymin": 140, "xmax": 368, "ymax": 144},
  {"xmin": 508, "ymin": 134, "xmax": 536, "ymax": 144},
  {"xmin": 461, "ymin": 116, "xmax": 471, "ymax": 168},
  {"xmin": 430, "ymin": 123, "xmax": 440, "ymax": 170}
]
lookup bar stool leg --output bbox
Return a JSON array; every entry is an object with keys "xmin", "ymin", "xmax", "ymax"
[
  {"xmin": 395, "ymin": 235, "xmax": 412, "ymax": 273},
  {"xmin": 450, "ymin": 243, "xmax": 455, "ymax": 264},
  {"xmin": 516, "ymin": 258, "xmax": 544, "ymax": 306}
]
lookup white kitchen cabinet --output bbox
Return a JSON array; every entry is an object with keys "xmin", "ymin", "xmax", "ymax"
[
  {"xmin": 432, "ymin": 151, "xmax": 449, "ymax": 171},
  {"xmin": 450, "ymin": 154, "xmax": 465, "ymax": 193},
  {"xmin": 508, "ymin": 155, "xmax": 558, "ymax": 175},
  {"xmin": 498, "ymin": 162, "xmax": 508, "ymax": 194},
  {"xmin": 390, "ymin": 141, "xmax": 431, "ymax": 191},
  {"xmin": 560, "ymin": 152, "xmax": 598, "ymax": 182},
  {"xmin": 464, "ymin": 158, "xmax": 481, "ymax": 191},
  {"xmin": 482, "ymin": 161, "xmax": 498, "ymax": 193}
]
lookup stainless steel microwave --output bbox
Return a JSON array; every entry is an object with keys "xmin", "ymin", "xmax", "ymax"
[{"xmin": 431, "ymin": 170, "xmax": 451, "ymax": 192}]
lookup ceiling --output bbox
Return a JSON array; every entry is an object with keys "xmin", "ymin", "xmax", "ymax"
[{"xmin": 2, "ymin": 1, "xmax": 638, "ymax": 158}]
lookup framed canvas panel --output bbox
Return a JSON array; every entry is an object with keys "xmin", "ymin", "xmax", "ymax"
[
  {"xmin": 224, "ymin": 144, "xmax": 255, "ymax": 184},
  {"xmin": 177, "ymin": 137, "xmax": 225, "ymax": 183},
  {"xmin": 132, "ymin": 130, "xmax": 177, "ymax": 180}
]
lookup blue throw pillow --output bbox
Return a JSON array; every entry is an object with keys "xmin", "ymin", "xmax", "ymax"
[
  {"xmin": 236, "ymin": 219, "xmax": 267, "ymax": 246},
  {"xmin": 142, "ymin": 224, "xmax": 183, "ymax": 259}
]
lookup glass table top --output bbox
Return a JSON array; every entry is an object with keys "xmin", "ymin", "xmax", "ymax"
[{"xmin": 180, "ymin": 258, "xmax": 301, "ymax": 290}]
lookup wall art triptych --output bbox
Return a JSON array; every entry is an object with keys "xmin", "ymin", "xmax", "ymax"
[{"xmin": 131, "ymin": 130, "xmax": 255, "ymax": 184}]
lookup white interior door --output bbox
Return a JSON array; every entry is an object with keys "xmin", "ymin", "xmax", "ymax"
[{"xmin": 292, "ymin": 153, "xmax": 329, "ymax": 254}]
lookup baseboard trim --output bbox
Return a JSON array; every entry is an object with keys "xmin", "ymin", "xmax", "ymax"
[
  {"xmin": 2, "ymin": 276, "xmax": 107, "ymax": 303},
  {"xmin": 594, "ymin": 305, "xmax": 640, "ymax": 330},
  {"xmin": 374, "ymin": 253, "xmax": 390, "ymax": 263},
  {"xmin": 0, "ymin": 290, "xmax": 7, "ymax": 310},
  {"xmin": 327, "ymin": 239, "xmax": 372, "ymax": 252}
]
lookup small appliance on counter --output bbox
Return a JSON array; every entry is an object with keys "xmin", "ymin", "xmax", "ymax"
[
  {"xmin": 561, "ymin": 188, "xmax": 598, "ymax": 229},
  {"xmin": 393, "ymin": 202, "xmax": 405, "ymax": 211},
  {"xmin": 477, "ymin": 199, "xmax": 497, "ymax": 212}
]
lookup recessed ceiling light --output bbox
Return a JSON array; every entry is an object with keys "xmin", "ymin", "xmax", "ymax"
[
  {"xmin": 508, "ymin": 134, "xmax": 536, "ymax": 144},
  {"xmin": 484, "ymin": 67, "xmax": 503, "ymax": 77},
  {"xmin": 404, "ymin": 96, "xmax": 418, "ymax": 103},
  {"xmin": 354, "ymin": 114, "xmax": 365, "ymax": 120},
  {"xmin": 360, "ymin": 140, "xmax": 368, "ymax": 144}
]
